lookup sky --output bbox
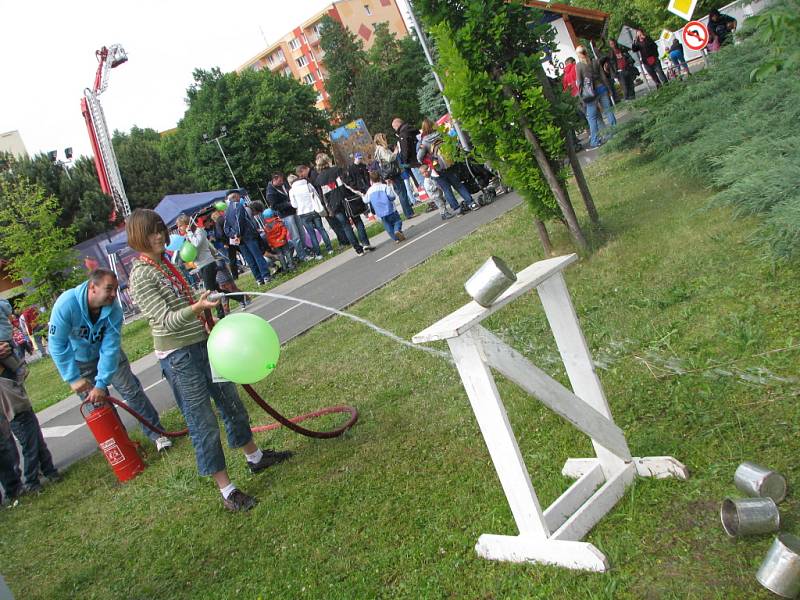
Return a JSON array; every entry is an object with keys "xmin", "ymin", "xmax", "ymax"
[{"xmin": 0, "ymin": 0, "xmax": 412, "ymax": 162}]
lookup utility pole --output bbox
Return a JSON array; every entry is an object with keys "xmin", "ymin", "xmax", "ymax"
[
  {"xmin": 404, "ymin": 0, "xmax": 471, "ymax": 150},
  {"xmin": 203, "ymin": 126, "xmax": 240, "ymax": 189}
]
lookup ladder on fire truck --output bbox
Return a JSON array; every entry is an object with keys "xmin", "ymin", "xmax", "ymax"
[{"xmin": 80, "ymin": 44, "xmax": 131, "ymax": 220}]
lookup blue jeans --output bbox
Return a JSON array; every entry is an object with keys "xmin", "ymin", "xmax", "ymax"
[
  {"xmin": 380, "ymin": 212, "xmax": 403, "ymax": 240},
  {"xmin": 281, "ymin": 214, "xmax": 306, "ymax": 260},
  {"xmin": 239, "ymin": 238, "xmax": 271, "ymax": 283},
  {"xmin": 585, "ymin": 92, "xmax": 616, "ymax": 147},
  {"xmin": 669, "ymin": 50, "xmax": 690, "ymax": 75},
  {"xmin": 435, "ymin": 169, "xmax": 473, "ymax": 210},
  {"xmin": 78, "ymin": 351, "xmax": 165, "ymax": 443},
  {"xmin": 9, "ymin": 410, "xmax": 57, "ymax": 487},
  {"xmin": 274, "ymin": 244, "xmax": 294, "ymax": 271},
  {"xmin": 300, "ymin": 212, "xmax": 333, "ymax": 255},
  {"xmin": 391, "ymin": 177, "xmax": 415, "ymax": 218},
  {"xmin": 160, "ymin": 342, "xmax": 253, "ymax": 476},
  {"xmin": 0, "ymin": 416, "xmax": 22, "ymax": 499},
  {"xmin": 333, "ymin": 212, "xmax": 363, "ymax": 251}
]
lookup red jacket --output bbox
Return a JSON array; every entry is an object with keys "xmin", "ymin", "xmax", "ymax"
[
  {"xmin": 263, "ymin": 216, "xmax": 289, "ymax": 249},
  {"xmin": 562, "ymin": 62, "xmax": 579, "ymax": 97}
]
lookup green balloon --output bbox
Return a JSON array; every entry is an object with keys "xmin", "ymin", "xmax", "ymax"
[
  {"xmin": 214, "ymin": 201, "xmax": 227, "ymax": 212},
  {"xmin": 179, "ymin": 241, "xmax": 198, "ymax": 263},
  {"xmin": 207, "ymin": 313, "xmax": 281, "ymax": 384}
]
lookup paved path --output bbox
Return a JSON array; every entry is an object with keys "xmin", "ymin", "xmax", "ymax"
[{"xmin": 40, "ymin": 193, "xmax": 524, "ymax": 471}]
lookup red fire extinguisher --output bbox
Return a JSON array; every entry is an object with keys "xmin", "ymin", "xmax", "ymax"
[{"xmin": 81, "ymin": 399, "xmax": 145, "ymax": 483}]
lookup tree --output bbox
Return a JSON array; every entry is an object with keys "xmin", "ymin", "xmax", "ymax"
[
  {"xmin": 169, "ymin": 67, "xmax": 329, "ymax": 194},
  {"xmin": 113, "ymin": 126, "xmax": 200, "ymax": 210},
  {"xmin": 319, "ymin": 15, "xmax": 368, "ymax": 123},
  {"xmin": 418, "ymin": 70, "xmax": 447, "ymax": 119},
  {"xmin": 417, "ymin": 0, "xmax": 589, "ymax": 251},
  {"xmin": 319, "ymin": 19, "xmax": 427, "ymax": 135},
  {"xmin": 0, "ymin": 177, "xmax": 82, "ymax": 308}
]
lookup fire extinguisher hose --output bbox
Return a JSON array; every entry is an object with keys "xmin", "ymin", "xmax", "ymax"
[{"xmin": 94, "ymin": 393, "xmax": 358, "ymax": 440}]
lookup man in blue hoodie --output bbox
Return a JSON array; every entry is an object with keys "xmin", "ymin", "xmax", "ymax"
[{"xmin": 48, "ymin": 269, "xmax": 172, "ymax": 451}]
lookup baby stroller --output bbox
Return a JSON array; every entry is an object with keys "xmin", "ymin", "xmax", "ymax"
[{"xmin": 451, "ymin": 156, "xmax": 510, "ymax": 206}]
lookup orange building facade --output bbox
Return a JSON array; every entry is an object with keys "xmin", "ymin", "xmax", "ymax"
[{"xmin": 238, "ymin": 0, "xmax": 409, "ymax": 110}]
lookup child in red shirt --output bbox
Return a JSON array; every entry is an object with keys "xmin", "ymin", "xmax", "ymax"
[{"xmin": 261, "ymin": 209, "xmax": 295, "ymax": 274}]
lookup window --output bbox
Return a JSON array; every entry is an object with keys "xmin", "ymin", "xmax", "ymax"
[
  {"xmin": 267, "ymin": 50, "xmax": 285, "ymax": 66},
  {"xmin": 283, "ymin": 66, "xmax": 293, "ymax": 77},
  {"xmin": 313, "ymin": 23, "xmax": 324, "ymax": 37},
  {"xmin": 316, "ymin": 93, "xmax": 324, "ymax": 104},
  {"xmin": 364, "ymin": 4, "xmax": 372, "ymax": 15},
  {"xmin": 303, "ymin": 73, "xmax": 315, "ymax": 84},
  {"xmin": 288, "ymin": 37, "xmax": 301, "ymax": 51},
  {"xmin": 296, "ymin": 55, "xmax": 308, "ymax": 68}
]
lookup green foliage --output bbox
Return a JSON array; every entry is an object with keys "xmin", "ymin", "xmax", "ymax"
[
  {"xmin": 418, "ymin": 70, "xmax": 447, "ymax": 119},
  {"xmin": 417, "ymin": 0, "xmax": 565, "ymax": 221},
  {"xmin": 0, "ymin": 152, "xmax": 114, "ymax": 242},
  {"xmin": 168, "ymin": 67, "xmax": 328, "ymax": 192},
  {"xmin": 320, "ymin": 19, "xmax": 427, "ymax": 136},
  {"xmin": 112, "ymin": 126, "xmax": 199, "ymax": 210},
  {"xmin": 0, "ymin": 177, "xmax": 82, "ymax": 308},
  {"xmin": 604, "ymin": 9, "xmax": 800, "ymax": 259},
  {"xmin": 745, "ymin": 0, "xmax": 800, "ymax": 80}
]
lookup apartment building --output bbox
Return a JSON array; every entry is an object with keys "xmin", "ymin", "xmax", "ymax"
[{"xmin": 238, "ymin": 0, "xmax": 409, "ymax": 110}]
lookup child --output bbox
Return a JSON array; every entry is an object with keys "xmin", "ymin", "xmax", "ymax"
[
  {"xmin": 419, "ymin": 164, "xmax": 455, "ymax": 221},
  {"xmin": 365, "ymin": 171, "xmax": 406, "ymax": 243},
  {"xmin": 0, "ymin": 299, "xmax": 27, "ymax": 383},
  {"xmin": 261, "ymin": 209, "xmax": 295, "ymax": 273}
]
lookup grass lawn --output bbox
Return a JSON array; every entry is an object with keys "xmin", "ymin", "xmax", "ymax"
[
  {"xmin": 3, "ymin": 152, "xmax": 798, "ymax": 598},
  {"xmin": 24, "ymin": 206, "xmax": 419, "ymax": 413}
]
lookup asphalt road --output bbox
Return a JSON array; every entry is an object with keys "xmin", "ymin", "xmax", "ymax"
[{"xmin": 39, "ymin": 191, "xmax": 524, "ymax": 471}]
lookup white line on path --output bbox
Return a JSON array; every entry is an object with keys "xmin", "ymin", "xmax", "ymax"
[
  {"xmin": 376, "ymin": 223, "xmax": 449, "ymax": 263},
  {"xmin": 42, "ymin": 424, "xmax": 85, "ymax": 438},
  {"xmin": 267, "ymin": 302, "xmax": 302, "ymax": 323},
  {"xmin": 143, "ymin": 378, "xmax": 166, "ymax": 392}
]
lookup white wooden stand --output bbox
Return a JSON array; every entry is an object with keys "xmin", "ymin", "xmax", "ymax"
[{"xmin": 412, "ymin": 254, "xmax": 688, "ymax": 572}]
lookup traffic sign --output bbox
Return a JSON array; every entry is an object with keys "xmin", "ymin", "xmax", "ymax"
[
  {"xmin": 668, "ymin": 0, "xmax": 698, "ymax": 21},
  {"xmin": 682, "ymin": 20, "xmax": 709, "ymax": 51}
]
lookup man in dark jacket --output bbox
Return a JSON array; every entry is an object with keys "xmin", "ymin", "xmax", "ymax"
[
  {"xmin": 708, "ymin": 9, "xmax": 737, "ymax": 46},
  {"xmin": 223, "ymin": 190, "xmax": 272, "ymax": 285},
  {"xmin": 266, "ymin": 172, "xmax": 308, "ymax": 262},
  {"xmin": 347, "ymin": 153, "xmax": 370, "ymax": 193},
  {"xmin": 607, "ymin": 38, "xmax": 637, "ymax": 100},
  {"xmin": 391, "ymin": 117, "xmax": 420, "ymax": 219},
  {"xmin": 315, "ymin": 154, "xmax": 373, "ymax": 255},
  {"xmin": 632, "ymin": 29, "xmax": 668, "ymax": 88}
]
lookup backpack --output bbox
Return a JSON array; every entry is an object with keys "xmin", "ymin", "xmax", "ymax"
[
  {"xmin": 263, "ymin": 217, "xmax": 288, "ymax": 249},
  {"xmin": 378, "ymin": 156, "xmax": 401, "ymax": 180},
  {"xmin": 422, "ymin": 136, "xmax": 450, "ymax": 173}
]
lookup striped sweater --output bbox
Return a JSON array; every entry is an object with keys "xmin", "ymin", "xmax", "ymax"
[{"xmin": 129, "ymin": 258, "xmax": 207, "ymax": 352}]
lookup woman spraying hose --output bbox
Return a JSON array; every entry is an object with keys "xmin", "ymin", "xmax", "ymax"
[{"xmin": 126, "ymin": 209, "xmax": 292, "ymax": 512}]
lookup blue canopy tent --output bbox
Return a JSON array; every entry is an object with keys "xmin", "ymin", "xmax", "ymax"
[{"xmin": 102, "ymin": 189, "xmax": 230, "ymax": 254}]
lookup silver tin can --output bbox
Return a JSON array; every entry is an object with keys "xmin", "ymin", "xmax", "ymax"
[
  {"xmin": 464, "ymin": 256, "xmax": 517, "ymax": 308},
  {"xmin": 756, "ymin": 534, "xmax": 800, "ymax": 598},
  {"xmin": 734, "ymin": 462, "xmax": 787, "ymax": 503},
  {"xmin": 720, "ymin": 497, "xmax": 780, "ymax": 537}
]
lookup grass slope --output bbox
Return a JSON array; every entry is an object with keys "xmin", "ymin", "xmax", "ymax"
[{"xmin": 2, "ymin": 153, "xmax": 798, "ymax": 599}]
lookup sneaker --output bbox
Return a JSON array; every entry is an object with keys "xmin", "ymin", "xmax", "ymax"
[
  {"xmin": 470, "ymin": 203, "xmax": 481, "ymax": 210},
  {"xmin": 364, "ymin": 245, "xmax": 375, "ymax": 252},
  {"xmin": 314, "ymin": 254, "xmax": 323, "ymax": 261},
  {"xmin": 458, "ymin": 207, "xmax": 469, "ymax": 216},
  {"xmin": 23, "ymin": 482, "xmax": 42, "ymax": 495},
  {"xmin": 441, "ymin": 212, "xmax": 453, "ymax": 221},
  {"xmin": 248, "ymin": 449, "xmax": 294, "ymax": 474},
  {"xmin": 303, "ymin": 256, "xmax": 314, "ymax": 262},
  {"xmin": 355, "ymin": 248, "xmax": 365, "ymax": 256},
  {"xmin": 45, "ymin": 471, "xmax": 62, "ymax": 483},
  {"xmin": 155, "ymin": 436, "xmax": 172, "ymax": 452},
  {"xmin": 395, "ymin": 231, "xmax": 406, "ymax": 242},
  {"xmin": 256, "ymin": 280, "xmax": 265, "ymax": 286},
  {"xmin": 327, "ymin": 250, "xmax": 334, "ymax": 255},
  {"xmin": 222, "ymin": 489, "xmax": 258, "ymax": 512}
]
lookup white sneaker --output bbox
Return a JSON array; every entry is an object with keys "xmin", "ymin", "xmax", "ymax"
[
  {"xmin": 155, "ymin": 436, "xmax": 172, "ymax": 452},
  {"xmin": 314, "ymin": 255, "xmax": 323, "ymax": 261}
]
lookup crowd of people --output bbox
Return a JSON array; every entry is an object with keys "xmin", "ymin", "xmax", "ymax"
[
  {"xmin": 0, "ymin": 113, "xmax": 495, "ymax": 511},
  {"xmin": 561, "ymin": 11, "xmax": 736, "ymax": 149}
]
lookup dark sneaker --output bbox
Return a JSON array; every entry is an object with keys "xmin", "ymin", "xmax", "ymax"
[
  {"xmin": 355, "ymin": 248, "xmax": 365, "ymax": 256},
  {"xmin": 364, "ymin": 245, "xmax": 375, "ymax": 252},
  {"xmin": 45, "ymin": 471, "xmax": 62, "ymax": 483},
  {"xmin": 222, "ymin": 489, "xmax": 258, "ymax": 512},
  {"xmin": 441, "ymin": 212, "xmax": 453, "ymax": 220},
  {"xmin": 248, "ymin": 449, "xmax": 294, "ymax": 474}
]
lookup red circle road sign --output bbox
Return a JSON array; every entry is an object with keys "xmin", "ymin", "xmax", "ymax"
[{"xmin": 682, "ymin": 20, "xmax": 709, "ymax": 51}]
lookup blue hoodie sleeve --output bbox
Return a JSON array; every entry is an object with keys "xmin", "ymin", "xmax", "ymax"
[
  {"xmin": 48, "ymin": 294, "xmax": 82, "ymax": 385},
  {"xmin": 94, "ymin": 303, "xmax": 122, "ymax": 390}
]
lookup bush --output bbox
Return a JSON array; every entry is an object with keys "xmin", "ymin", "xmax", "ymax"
[{"xmin": 605, "ymin": 7, "xmax": 800, "ymax": 259}]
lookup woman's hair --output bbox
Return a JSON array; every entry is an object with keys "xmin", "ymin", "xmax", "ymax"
[
  {"xmin": 250, "ymin": 201, "xmax": 265, "ymax": 214},
  {"xmin": 369, "ymin": 170, "xmax": 381, "ymax": 183},
  {"xmin": 575, "ymin": 45, "xmax": 591, "ymax": 64},
  {"xmin": 175, "ymin": 214, "xmax": 190, "ymax": 227},
  {"xmin": 287, "ymin": 174, "xmax": 298, "ymax": 185},
  {"xmin": 374, "ymin": 133, "xmax": 388, "ymax": 148},
  {"xmin": 420, "ymin": 118, "xmax": 435, "ymax": 136},
  {"xmin": 315, "ymin": 152, "xmax": 331, "ymax": 169},
  {"xmin": 295, "ymin": 164, "xmax": 309, "ymax": 177},
  {"xmin": 126, "ymin": 209, "xmax": 169, "ymax": 253}
]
